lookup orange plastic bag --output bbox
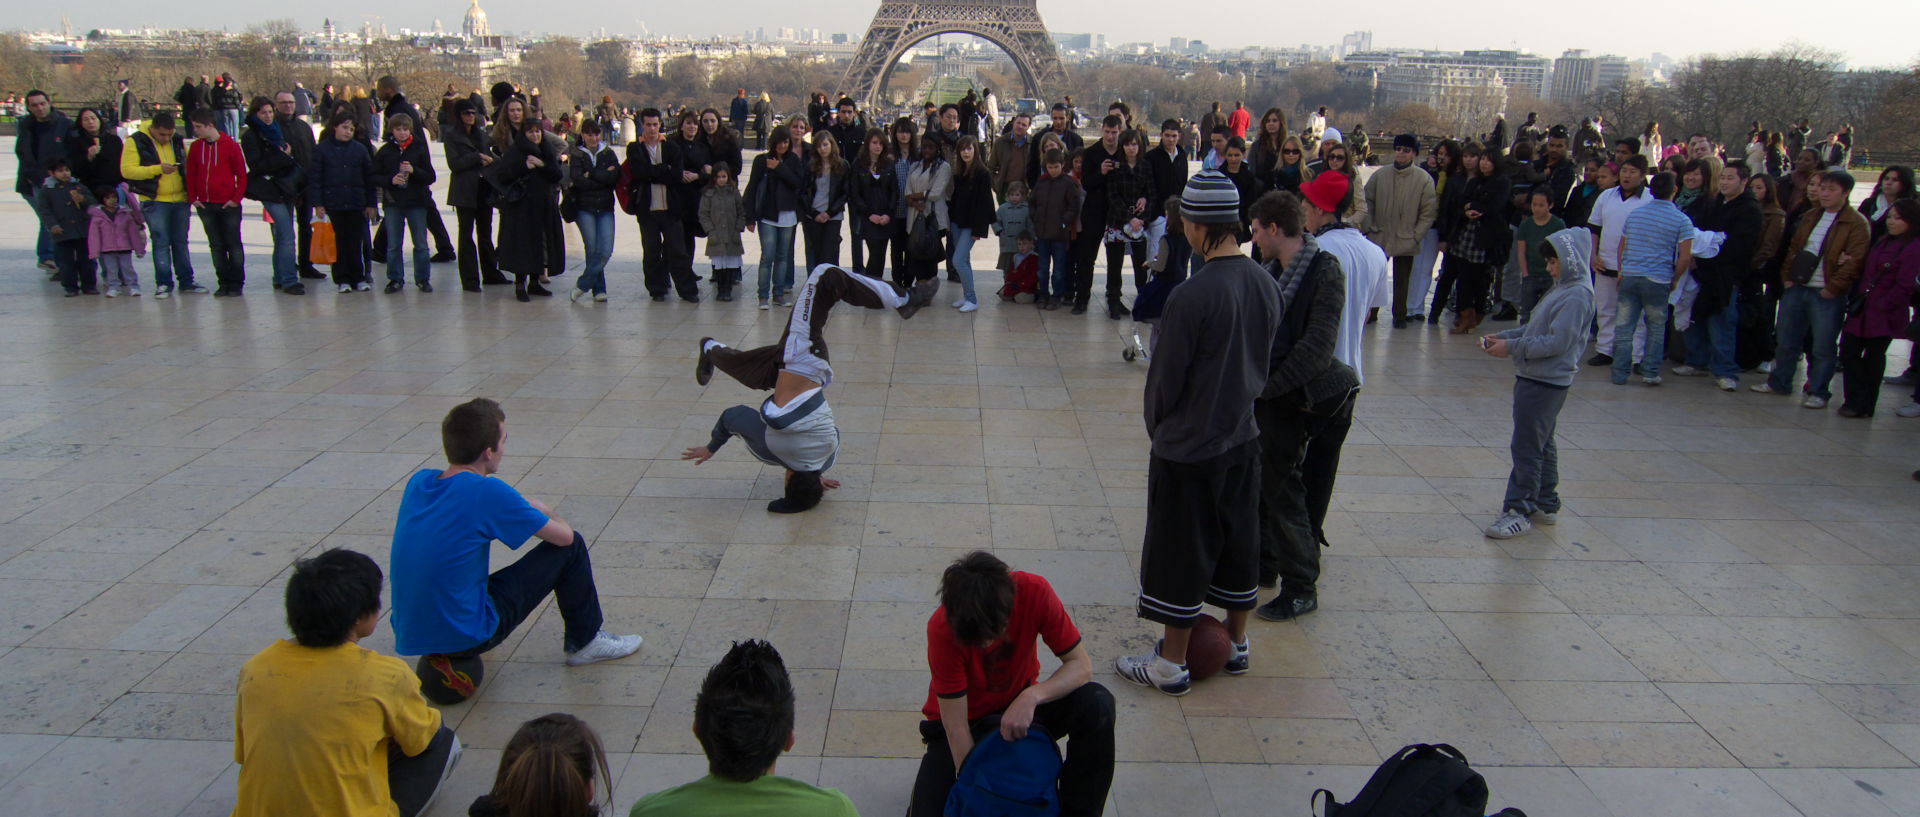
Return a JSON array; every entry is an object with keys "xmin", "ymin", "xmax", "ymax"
[{"xmin": 310, "ymin": 212, "xmax": 337, "ymax": 265}]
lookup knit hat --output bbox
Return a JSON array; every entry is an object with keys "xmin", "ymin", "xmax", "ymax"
[
  {"xmin": 1393, "ymin": 133, "xmax": 1420, "ymax": 152},
  {"xmin": 1299, "ymin": 172, "xmax": 1350, "ymax": 215},
  {"xmin": 1180, "ymin": 170, "xmax": 1241, "ymax": 224},
  {"xmin": 453, "ymin": 98, "xmax": 477, "ymax": 116}
]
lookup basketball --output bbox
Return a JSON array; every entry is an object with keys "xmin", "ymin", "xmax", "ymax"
[
  {"xmin": 1187, "ymin": 614, "xmax": 1232, "ymax": 681},
  {"xmin": 416, "ymin": 654, "xmax": 484, "ymax": 705}
]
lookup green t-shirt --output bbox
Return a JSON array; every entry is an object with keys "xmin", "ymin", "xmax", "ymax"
[
  {"xmin": 629, "ymin": 773, "xmax": 858, "ymax": 817},
  {"xmin": 1514, "ymin": 215, "xmax": 1567, "ymax": 279}
]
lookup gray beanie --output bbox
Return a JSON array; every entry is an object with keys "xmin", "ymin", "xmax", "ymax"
[{"xmin": 1180, "ymin": 170, "xmax": 1241, "ymax": 225}]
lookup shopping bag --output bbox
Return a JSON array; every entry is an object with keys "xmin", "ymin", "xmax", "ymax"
[{"xmin": 310, "ymin": 212, "xmax": 338, "ymax": 265}]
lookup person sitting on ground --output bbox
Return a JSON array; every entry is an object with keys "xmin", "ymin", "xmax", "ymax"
[
  {"xmin": 683, "ymin": 263, "xmax": 938, "ymax": 513},
  {"xmin": 468, "ymin": 713, "xmax": 613, "ymax": 817},
  {"xmin": 233, "ymin": 548, "xmax": 462, "ymax": 817},
  {"xmin": 909, "ymin": 551, "xmax": 1115, "ymax": 817},
  {"xmin": 630, "ymin": 640, "xmax": 857, "ymax": 817},
  {"xmin": 390, "ymin": 398, "xmax": 643, "ymax": 678}
]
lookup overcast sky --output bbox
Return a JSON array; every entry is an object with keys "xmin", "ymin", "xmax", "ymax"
[{"xmin": 23, "ymin": 2, "xmax": 1917, "ymax": 69}]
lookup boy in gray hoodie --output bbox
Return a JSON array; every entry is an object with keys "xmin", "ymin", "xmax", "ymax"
[{"xmin": 1480, "ymin": 227, "xmax": 1596, "ymax": 539}]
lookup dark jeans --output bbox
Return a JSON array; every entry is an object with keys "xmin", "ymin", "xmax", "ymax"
[
  {"xmin": 1504, "ymin": 377, "xmax": 1569, "ymax": 516},
  {"xmin": 327, "ymin": 208, "xmax": 371, "ymax": 285},
  {"xmin": 1766, "ymin": 285, "xmax": 1846, "ymax": 398},
  {"xmin": 452, "ymin": 531, "xmax": 605, "ymax": 656},
  {"xmin": 801, "ymin": 218, "xmax": 844, "ymax": 269},
  {"xmin": 197, "ymin": 204, "xmax": 246, "ymax": 290},
  {"xmin": 1103, "ymin": 237, "xmax": 1148, "ymax": 301},
  {"xmin": 53, "ymin": 239, "xmax": 96, "ymax": 293},
  {"xmin": 1519, "ymin": 276, "xmax": 1554, "ymax": 324},
  {"xmin": 1449, "ymin": 257, "xmax": 1494, "ymax": 315},
  {"xmin": 373, "ymin": 207, "xmax": 452, "ymax": 258},
  {"xmin": 455, "ymin": 205, "xmax": 501, "ymax": 286},
  {"xmin": 1256, "ymin": 392, "xmax": 1351, "ymax": 594},
  {"xmin": 855, "ymin": 224, "xmax": 892, "ymax": 280},
  {"xmin": 1300, "ymin": 388, "xmax": 1358, "ymax": 547},
  {"xmin": 1735, "ymin": 286, "xmax": 1779, "ymax": 372},
  {"xmin": 1432, "ymin": 255, "xmax": 1463, "ymax": 315},
  {"xmin": 389, "ymin": 725, "xmax": 461, "ymax": 817},
  {"xmin": 1839, "ymin": 332, "xmax": 1894, "ymax": 415},
  {"xmin": 639, "ymin": 211, "xmax": 698, "ymax": 298},
  {"xmin": 1390, "ymin": 255, "xmax": 1415, "ymax": 320},
  {"xmin": 908, "ymin": 682, "xmax": 1115, "ymax": 817},
  {"xmin": 1069, "ymin": 227, "xmax": 1103, "ymax": 306}
]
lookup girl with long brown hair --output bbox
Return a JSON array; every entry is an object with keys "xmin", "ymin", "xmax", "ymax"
[{"xmin": 468, "ymin": 714, "xmax": 612, "ymax": 817}]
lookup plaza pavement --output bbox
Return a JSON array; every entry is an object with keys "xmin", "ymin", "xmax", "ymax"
[{"xmin": 0, "ymin": 136, "xmax": 1916, "ymax": 816}]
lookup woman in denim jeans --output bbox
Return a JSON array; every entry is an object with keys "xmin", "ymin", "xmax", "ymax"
[
  {"xmin": 240, "ymin": 97, "xmax": 303, "ymax": 293},
  {"xmin": 744, "ymin": 125, "xmax": 805, "ymax": 309},
  {"xmin": 947, "ymin": 136, "xmax": 995, "ymax": 312},
  {"xmin": 568, "ymin": 120, "xmax": 621, "ymax": 301}
]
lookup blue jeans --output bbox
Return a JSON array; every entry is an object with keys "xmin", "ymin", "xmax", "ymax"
[
  {"xmin": 261, "ymin": 200, "xmax": 298, "ymax": 288},
  {"xmin": 951, "ymin": 227, "xmax": 979, "ymax": 304},
  {"xmin": 22, "ymin": 192, "xmax": 53, "ymax": 263},
  {"xmin": 1766, "ymin": 284, "xmax": 1847, "ymax": 399},
  {"xmin": 217, "ymin": 109, "xmax": 240, "ymax": 139},
  {"xmin": 1683, "ymin": 299, "xmax": 1741, "ymax": 380},
  {"xmin": 145, "ymin": 200, "xmax": 197, "ymax": 288},
  {"xmin": 756, "ymin": 221, "xmax": 796, "ymax": 299},
  {"xmin": 385, "ymin": 205, "xmax": 432, "ymax": 284},
  {"xmin": 1035, "ymin": 238, "xmax": 1071, "ymax": 299},
  {"xmin": 574, "ymin": 209, "xmax": 615, "ymax": 294},
  {"xmin": 1611, "ymin": 276, "xmax": 1671, "ymax": 382}
]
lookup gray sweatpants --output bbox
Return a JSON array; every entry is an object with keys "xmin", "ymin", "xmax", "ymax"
[
  {"xmin": 1503, "ymin": 376, "xmax": 1569, "ymax": 516},
  {"xmin": 98, "ymin": 252, "xmax": 139, "ymax": 289}
]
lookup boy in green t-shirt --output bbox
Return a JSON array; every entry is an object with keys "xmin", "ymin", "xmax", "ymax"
[
  {"xmin": 1513, "ymin": 187, "xmax": 1568, "ymax": 323},
  {"xmin": 629, "ymin": 641, "xmax": 856, "ymax": 817}
]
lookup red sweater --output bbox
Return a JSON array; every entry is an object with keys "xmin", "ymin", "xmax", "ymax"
[{"xmin": 187, "ymin": 133, "xmax": 248, "ymax": 205}]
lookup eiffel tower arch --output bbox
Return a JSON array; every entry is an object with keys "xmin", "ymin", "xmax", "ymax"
[{"xmin": 842, "ymin": 0, "xmax": 1068, "ymax": 108}]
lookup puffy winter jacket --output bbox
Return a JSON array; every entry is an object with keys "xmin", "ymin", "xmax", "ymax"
[
  {"xmin": 374, "ymin": 137, "xmax": 438, "ymax": 209},
  {"xmin": 568, "ymin": 141, "xmax": 621, "ymax": 213},
  {"xmin": 309, "ymin": 135, "xmax": 378, "ymax": 211}
]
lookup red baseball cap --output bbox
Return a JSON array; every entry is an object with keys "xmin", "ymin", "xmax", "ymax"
[{"xmin": 1300, "ymin": 172, "xmax": 1350, "ymax": 214}]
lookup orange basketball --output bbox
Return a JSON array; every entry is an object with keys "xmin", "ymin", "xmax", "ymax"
[{"xmin": 1187, "ymin": 614, "xmax": 1232, "ymax": 681}]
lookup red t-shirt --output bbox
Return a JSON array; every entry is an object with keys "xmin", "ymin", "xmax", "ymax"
[{"xmin": 922, "ymin": 572, "xmax": 1082, "ymax": 721}]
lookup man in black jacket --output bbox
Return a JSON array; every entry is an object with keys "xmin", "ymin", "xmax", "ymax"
[
  {"xmin": 627, "ymin": 108, "xmax": 699, "ymax": 302},
  {"xmin": 274, "ymin": 91, "xmax": 326, "ymax": 281},
  {"xmin": 1072, "ymin": 116, "xmax": 1123, "ymax": 316},
  {"xmin": 1146, "ymin": 118, "xmax": 1191, "ymax": 272},
  {"xmin": 212, "ymin": 73, "xmax": 244, "ymax": 139},
  {"xmin": 1539, "ymin": 128, "xmax": 1578, "ymax": 216},
  {"xmin": 14, "ymin": 90, "xmax": 72, "ymax": 271},
  {"xmin": 1673, "ymin": 162, "xmax": 1761, "ymax": 390}
]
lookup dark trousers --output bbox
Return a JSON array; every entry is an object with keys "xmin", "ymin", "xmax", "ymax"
[
  {"xmin": 639, "ymin": 211, "xmax": 698, "ymax": 298},
  {"xmin": 1390, "ymin": 255, "xmax": 1415, "ymax": 320},
  {"xmin": 890, "ymin": 219, "xmax": 912, "ymax": 288},
  {"xmin": 1256, "ymin": 392, "xmax": 1350, "ymax": 593},
  {"xmin": 1300, "ymin": 389, "xmax": 1358, "ymax": 546},
  {"xmin": 801, "ymin": 218, "xmax": 844, "ymax": 269},
  {"xmin": 197, "ymin": 204, "xmax": 245, "ymax": 290},
  {"xmin": 53, "ymin": 239, "xmax": 96, "ymax": 293},
  {"xmin": 295, "ymin": 201, "xmax": 318, "ymax": 273},
  {"xmin": 1103, "ymin": 237, "xmax": 1148, "ymax": 300},
  {"xmin": 1450, "ymin": 258, "xmax": 1493, "ymax": 315},
  {"xmin": 389, "ymin": 725, "xmax": 461, "ymax": 817},
  {"xmin": 708, "ymin": 265, "xmax": 900, "ymax": 389},
  {"xmin": 1736, "ymin": 286, "xmax": 1779, "ymax": 371},
  {"xmin": 1504, "ymin": 377, "xmax": 1569, "ymax": 516},
  {"xmin": 908, "ymin": 682, "xmax": 1116, "ymax": 817},
  {"xmin": 1839, "ymin": 332, "xmax": 1894, "ymax": 416},
  {"xmin": 1069, "ymin": 227, "xmax": 1103, "ymax": 306},
  {"xmin": 327, "ymin": 208, "xmax": 371, "ymax": 285},
  {"xmin": 856, "ymin": 227, "xmax": 890, "ymax": 280},
  {"xmin": 455, "ymin": 205, "xmax": 502, "ymax": 286},
  {"xmin": 1432, "ymin": 255, "xmax": 1463, "ymax": 315},
  {"xmin": 453, "ymin": 532, "xmax": 605, "ymax": 656}
]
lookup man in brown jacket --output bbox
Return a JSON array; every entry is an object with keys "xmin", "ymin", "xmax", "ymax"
[
  {"xmin": 990, "ymin": 112, "xmax": 1033, "ymax": 203},
  {"xmin": 1361, "ymin": 134, "xmax": 1438, "ymax": 327},
  {"xmin": 1752, "ymin": 170, "xmax": 1870, "ymax": 408}
]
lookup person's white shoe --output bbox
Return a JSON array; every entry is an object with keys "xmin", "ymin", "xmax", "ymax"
[
  {"xmin": 570, "ymin": 288, "xmax": 586, "ymax": 303},
  {"xmin": 1529, "ymin": 509, "xmax": 1558, "ymax": 526},
  {"xmin": 128, "ymin": 286, "xmax": 141, "ymax": 297},
  {"xmin": 1484, "ymin": 510, "xmax": 1533, "ymax": 539},
  {"xmin": 564, "ymin": 631, "xmax": 643, "ymax": 667},
  {"xmin": 104, "ymin": 287, "xmax": 120, "ymax": 298},
  {"xmin": 355, "ymin": 281, "xmax": 373, "ymax": 292},
  {"xmin": 1896, "ymin": 402, "xmax": 1920, "ymax": 418},
  {"xmin": 338, "ymin": 283, "xmax": 353, "ymax": 293},
  {"xmin": 1750, "ymin": 383, "xmax": 1784, "ymax": 394},
  {"xmin": 1670, "ymin": 365, "xmax": 1701, "ymax": 376},
  {"xmin": 1802, "ymin": 395, "xmax": 1828, "ymax": 409},
  {"xmin": 1716, "ymin": 377, "xmax": 1738, "ymax": 391},
  {"xmin": 592, "ymin": 292, "xmax": 609, "ymax": 302},
  {"xmin": 154, "ymin": 285, "xmax": 173, "ymax": 299},
  {"xmin": 957, "ymin": 301, "xmax": 978, "ymax": 313},
  {"xmin": 1757, "ymin": 360, "xmax": 1775, "ymax": 374},
  {"xmin": 758, "ymin": 298, "xmax": 771, "ymax": 310},
  {"xmin": 952, "ymin": 298, "xmax": 969, "ymax": 309}
]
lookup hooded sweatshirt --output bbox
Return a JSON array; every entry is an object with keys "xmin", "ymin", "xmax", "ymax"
[
  {"xmin": 706, "ymin": 389, "xmax": 841, "ymax": 474},
  {"xmin": 87, "ymin": 200, "xmax": 148, "ymax": 257},
  {"xmin": 187, "ymin": 130, "xmax": 247, "ymax": 205},
  {"xmin": 1493, "ymin": 227, "xmax": 1597, "ymax": 387}
]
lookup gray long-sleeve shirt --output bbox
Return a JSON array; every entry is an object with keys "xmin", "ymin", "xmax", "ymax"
[{"xmin": 1142, "ymin": 254, "xmax": 1285, "ymax": 463}]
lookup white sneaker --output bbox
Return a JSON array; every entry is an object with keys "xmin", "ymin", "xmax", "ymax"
[
  {"xmin": 1802, "ymin": 395, "xmax": 1828, "ymax": 409},
  {"xmin": 1757, "ymin": 360, "xmax": 1775, "ymax": 374},
  {"xmin": 1716, "ymin": 377, "xmax": 1738, "ymax": 391},
  {"xmin": 154, "ymin": 285, "xmax": 173, "ymax": 299},
  {"xmin": 1642, "ymin": 376, "xmax": 1663, "ymax": 386},
  {"xmin": 952, "ymin": 298, "xmax": 969, "ymax": 309},
  {"xmin": 354, "ymin": 281, "xmax": 372, "ymax": 292},
  {"xmin": 957, "ymin": 301, "xmax": 978, "ymax": 313},
  {"xmin": 1750, "ymin": 383, "xmax": 1784, "ymax": 394},
  {"xmin": 128, "ymin": 286, "xmax": 141, "ymax": 297},
  {"xmin": 570, "ymin": 288, "xmax": 586, "ymax": 303},
  {"xmin": 1670, "ymin": 365, "xmax": 1701, "ymax": 377},
  {"xmin": 1114, "ymin": 644, "xmax": 1190, "ymax": 696},
  {"xmin": 564, "ymin": 631, "xmax": 643, "ymax": 667},
  {"xmin": 1484, "ymin": 510, "xmax": 1534, "ymax": 539},
  {"xmin": 1529, "ymin": 509, "xmax": 1558, "ymax": 526},
  {"xmin": 104, "ymin": 287, "xmax": 120, "ymax": 298},
  {"xmin": 1896, "ymin": 402, "xmax": 1920, "ymax": 418},
  {"xmin": 758, "ymin": 298, "xmax": 771, "ymax": 310},
  {"xmin": 592, "ymin": 292, "xmax": 609, "ymax": 302},
  {"xmin": 338, "ymin": 283, "xmax": 353, "ymax": 293}
]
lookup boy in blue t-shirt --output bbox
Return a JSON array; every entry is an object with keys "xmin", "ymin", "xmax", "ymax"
[{"xmin": 390, "ymin": 398, "xmax": 642, "ymax": 672}]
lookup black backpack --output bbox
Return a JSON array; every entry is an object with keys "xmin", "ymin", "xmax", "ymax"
[{"xmin": 1313, "ymin": 743, "xmax": 1522, "ymax": 817}]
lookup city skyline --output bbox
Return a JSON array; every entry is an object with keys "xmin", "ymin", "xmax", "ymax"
[{"xmin": 15, "ymin": 1, "xmax": 1915, "ymax": 69}]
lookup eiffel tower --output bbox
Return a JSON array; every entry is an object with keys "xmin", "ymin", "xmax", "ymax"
[{"xmin": 842, "ymin": 0, "xmax": 1068, "ymax": 107}]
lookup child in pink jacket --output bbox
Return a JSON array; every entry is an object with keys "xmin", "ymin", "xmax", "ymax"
[{"xmin": 89, "ymin": 183, "xmax": 148, "ymax": 297}]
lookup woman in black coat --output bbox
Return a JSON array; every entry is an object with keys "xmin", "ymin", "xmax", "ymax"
[
  {"xmin": 671, "ymin": 111, "xmax": 715, "ymax": 274},
  {"xmin": 847, "ymin": 128, "xmax": 900, "ymax": 281},
  {"xmin": 798, "ymin": 133, "xmax": 851, "ymax": 270},
  {"xmin": 443, "ymin": 98, "xmax": 504, "ymax": 290},
  {"xmin": 1441, "ymin": 146, "xmax": 1512, "ymax": 334},
  {"xmin": 488, "ymin": 97, "xmax": 564, "ymax": 302},
  {"xmin": 743, "ymin": 126, "xmax": 807, "ymax": 305},
  {"xmin": 65, "ymin": 108, "xmax": 124, "ymax": 190},
  {"xmin": 699, "ymin": 108, "xmax": 744, "ymax": 178},
  {"xmin": 946, "ymin": 135, "xmax": 997, "ymax": 310}
]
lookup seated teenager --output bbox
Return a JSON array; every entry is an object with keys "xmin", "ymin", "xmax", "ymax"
[
  {"xmin": 233, "ymin": 548, "xmax": 462, "ymax": 817},
  {"xmin": 391, "ymin": 398, "xmax": 642, "ymax": 674},
  {"xmin": 909, "ymin": 551, "xmax": 1116, "ymax": 817},
  {"xmin": 629, "ymin": 640, "xmax": 858, "ymax": 817},
  {"xmin": 682, "ymin": 262, "xmax": 937, "ymax": 513},
  {"xmin": 468, "ymin": 713, "xmax": 613, "ymax": 817}
]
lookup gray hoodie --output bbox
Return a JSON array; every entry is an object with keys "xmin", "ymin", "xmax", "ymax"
[{"xmin": 1493, "ymin": 227, "xmax": 1596, "ymax": 387}]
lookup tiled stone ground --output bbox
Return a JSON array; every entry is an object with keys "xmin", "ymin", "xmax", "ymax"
[{"xmin": 0, "ymin": 139, "xmax": 1916, "ymax": 816}]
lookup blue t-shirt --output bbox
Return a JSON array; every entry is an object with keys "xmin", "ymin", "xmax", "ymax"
[
  {"xmin": 390, "ymin": 470, "xmax": 548, "ymax": 655},
  {"xmin": 1619, "ymin": 199, "xmax": 1695, "ymax": 284}
]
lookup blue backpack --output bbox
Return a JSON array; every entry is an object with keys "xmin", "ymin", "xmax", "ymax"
[{"xmin": 944, "ymin": 725, "xmax": 1063, "ymax": 817}]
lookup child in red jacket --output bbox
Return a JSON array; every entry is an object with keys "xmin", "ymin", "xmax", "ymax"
[{"xmin": 186, "ymin": 109, "xmax": 249, "ymax": 296}]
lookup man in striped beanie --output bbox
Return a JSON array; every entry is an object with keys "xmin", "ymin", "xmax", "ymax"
[{"xmin": 1117, "ymin": 170, "xmax": 1285, "ymax": 696}]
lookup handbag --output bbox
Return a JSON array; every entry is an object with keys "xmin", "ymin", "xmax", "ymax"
[
  {"xmin": 309, "ymin": 211, "xmax": 337, "ymax": 265},
  {"xmin": 1786, "ymin": 249, "xmax": 1822, "ymax": 285},
  {"xmin": 908, "ymin": 217, "xmax": 945, "ymax": 261}
]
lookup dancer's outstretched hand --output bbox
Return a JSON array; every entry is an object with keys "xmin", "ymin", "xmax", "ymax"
[
  {"xmin": 822, "ymin": 478, "xmax": 841, "ymax": 491},
  {"xmin": 681, "ymin": 446, "xmax": 714, "ymax": 465}
]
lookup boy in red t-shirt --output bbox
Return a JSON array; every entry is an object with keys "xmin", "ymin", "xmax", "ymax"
[{"xmin": 908, "ymin": 551, "xmax": 1115, "ymax": 817}]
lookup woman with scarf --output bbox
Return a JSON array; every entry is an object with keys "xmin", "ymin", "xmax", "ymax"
[{"xmin": 242, "ymin": 96, "xmax": 306, "ymax": 293}]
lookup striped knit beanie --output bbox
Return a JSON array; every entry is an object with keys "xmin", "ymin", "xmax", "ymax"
[{"xmin": 1181, "ymin": 170, "xmax": 1241, "ymax": 224}]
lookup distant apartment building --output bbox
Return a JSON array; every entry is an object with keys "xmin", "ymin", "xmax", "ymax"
[
  {"xmin": 1552, "ymin": 49, "xmax": 1632, "ymax": 101},
  {"xmin": 1380, "ymin": 63, "xmax": 1509, "ymax": 130}
]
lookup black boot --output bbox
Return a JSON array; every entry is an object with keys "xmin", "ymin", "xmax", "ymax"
[
  {"xmin": 514, "ymin": 274, "xmax": 531, "ymax": 302},
  {"xmin": 716, "ymin": 269, "xmax": 735, "ymax": 302}
]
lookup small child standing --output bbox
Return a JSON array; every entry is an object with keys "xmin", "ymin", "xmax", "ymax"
[
  {"xmin": 35, "ymin": 157, "xmax": 99, "ymax": 297},
  {"xmin": 994, "ymin": 180, "xmax": 1032, "ymax": 280},
  {"xmin": 1029, "ymin": 150, "xmax": 1082, "ymax": 310},
  {"xmin": 1511, "ymin": 188, "xmax": 1566, "ymax": 323},
  {"xmin": 1481, "ymin": 227, "xmax": 1596, "ymax": 540},
  {"xmin": 698, "ymin": 164, "xmax": 747, "ymax": 302},
  {"xmin": 89, "ymin": 184, "xmax": 148, "ymax": 297},
  {"xmin": 998, "ymin": 233, "xmax": 1038, "ymax": 303}
]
